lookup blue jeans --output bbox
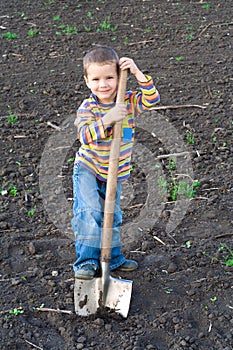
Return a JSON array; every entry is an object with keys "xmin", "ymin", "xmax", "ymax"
[{"xmin": 71, "ymin": 164, "xmax": 126, "ymax": 272}]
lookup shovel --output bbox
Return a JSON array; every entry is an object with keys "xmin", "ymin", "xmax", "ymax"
[{"xmin": 74, "ymin": 69, "xmax": 133, "ymax": 318}]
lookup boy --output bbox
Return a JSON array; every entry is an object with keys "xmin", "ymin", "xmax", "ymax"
[{"xmin": 72, "ymin": 46, "xmax": 160, "ymax": 279}]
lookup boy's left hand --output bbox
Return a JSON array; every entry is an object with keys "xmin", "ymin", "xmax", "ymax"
[
  {"xmin": 119, "ymin": 57, "xmax": 139, "ymax": 75},
  {"xmin": 119, "ymin": 57, "xmax": 148, "ymax": 82}
]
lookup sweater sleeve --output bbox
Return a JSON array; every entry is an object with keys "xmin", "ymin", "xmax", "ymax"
[
  {"xmin": 75, "ymin": 103, "xmax": 106, "ymax": 145},
  {"xmin": 129, "ymin": 75, "xmax": 160, "ymax": 115}
]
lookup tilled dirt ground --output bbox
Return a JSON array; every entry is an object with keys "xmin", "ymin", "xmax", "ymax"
[{"xmin": 0, "ymin": 0, "xmax": 233, "ymax": 349}]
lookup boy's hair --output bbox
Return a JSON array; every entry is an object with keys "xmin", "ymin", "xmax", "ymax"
[{"xmin": 83, "ymin": 46, "xmax": 119, "ymax": 76}]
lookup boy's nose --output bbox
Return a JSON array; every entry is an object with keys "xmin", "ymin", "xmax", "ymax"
[{"xmin": 99, "ymin": 79, "xmax": 107, "ymax": 87}]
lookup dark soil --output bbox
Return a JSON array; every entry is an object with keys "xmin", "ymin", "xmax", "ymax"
[{"xmin": 0, "ymin": 1, "xmax": 233, "ymax": 349}]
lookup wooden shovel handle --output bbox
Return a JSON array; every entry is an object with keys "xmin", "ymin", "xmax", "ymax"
[{"xmin": 101, "ymin": 69, "xmax": 128, "ymax": 261}]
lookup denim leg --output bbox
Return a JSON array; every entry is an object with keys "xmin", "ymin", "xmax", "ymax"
[{"xmin": 71, "ymin": 164, "xmax": 126, "ymax": 272}]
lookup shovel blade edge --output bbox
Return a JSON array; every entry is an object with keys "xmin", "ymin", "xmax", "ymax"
[
  {"xmin": 105, "ymin": 276, "xmax": 133, "ymax": 318},
  {"xmin": 74, "ymin": 276, "xmax": 133, "ymax": 318}
]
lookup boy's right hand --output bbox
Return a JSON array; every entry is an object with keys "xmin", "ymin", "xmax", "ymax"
[{"xmin": 102, "ymin": 103, "xmax": 127, "ymax": 128}]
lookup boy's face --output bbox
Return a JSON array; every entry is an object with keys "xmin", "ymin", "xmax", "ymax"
[{"xmin": 84, "ymin": 62, "xmax": 118, "ymax": 104}]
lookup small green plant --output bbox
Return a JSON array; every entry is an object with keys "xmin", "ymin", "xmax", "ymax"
[
  {"xmin": 2, "ymin": 32, "xmax": 19, "ymax": 39},
  {"xmin": 27, "ymin": 28, "xmax": 37, "ymax": 37},
  {"xmin": 9, "ymin": 184, "xmax": 18, "ymax": 196},
  {"xmin": 7, "ymin": 114, "xmax": 18, "ymax": 123},
  {"xmin": 203, "ymin": 244, "xmax": 233, "ymax": 267},
  {"xmin": 218, "ymin": 244, "xmax": 233, "ymax": 267},
  {"xmin": 179, "ymin": 180, "xmax": 200, "ymax": 198},
  {"xmin": 9, "ymin": 308, "xmax": 24, "ymax": 316},
  {"xmin": 87, "ymin": 11, "xmax": 93, "ymax": 19},
  {"xmin": 18, "ymin": 11, "xmax": 28, "ymax": 20},
  {"xmin": 146, "ymin": 27, "xmax": 152, "ymax": 33},
  {"xmin": 27, "ymin": 208, "xmax": 35, "ymax": 217},
  {"xmin": 84, "ymin": 26, "xmax": 91, "ymax": 32},
  {"xmin": 176, "ymin": 56, "xmax": 184, "ymax": 62},
  {"xmin": 185, "ymin": 240, "xmax": 192, "ymax": 248},
  {"xmin": 202, "ymin": 3, "xmax": 211, "ymax": 10},
  {"xmin": 7, "ymin": 105, "xmax": 18, "ymax": 123},
  {"xmin": 210, "ymin": 296, "xmax": 217, "ymax": 302},
  {"xmin": 212, "ymin": 136, "xmax": 217, "ymax": 142},
  {"xmin": 167, "ymin": 158, "xmax": 176, "ymax": 171},
  {"xmin": 158, "ymin": 177, "xmax": 169, "ymax": 194},
  {"xmin": 67, "ymin": 157, "xmax": 75, "ymax": 163},
  {"xmin": 55, "ymin": 24, "xmax": 78, "ymax": 35},
  {"xmin": 158, "ymin": 177, "xmax": 200, "ymax": 201},
  {"xmin": 53, "ymin": 15, "xmax": 61, "ymax": 21},
  {"xmin": 123, "ymin": 37, "xmax": 129, "ymax": 46},
  {"xmin": 188, "ymin": 33, "xmax": 194, "ymax": 40},
  {"xmin": 63, "ymin": 25, "xmax": 78, "ymax": 34},
  {"xmin": 185, "ymin": 130, "xmax": 195, "ymax": 144},
  {"xmin": 97, "ymin": 16, "xmax": 118, "ymax": 32}
]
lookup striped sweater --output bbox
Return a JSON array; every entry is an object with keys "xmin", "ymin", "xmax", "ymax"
[{"xmin": 75, "ymin": 75, "xmax": 160, "ymax": 181}]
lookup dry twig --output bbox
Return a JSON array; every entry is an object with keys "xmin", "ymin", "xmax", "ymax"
[
  {"xmin": 151, "ymin": 104, "xmax": 206, "ymax": 110},
  {"xmin": 153, "ymin": 235, "xmax": 166, "ymax": 245},
  {"xmin": 25, "ymin": 339, "xmax": 43, "ymax": 350},
  {"xmin": 35, "ymin": 307, "xmax": 73, "ymax": 315},
  {"xmin": 47, "ymin": 121, "xmax": 61, "ymax": 131},
  {"xmin": 124, "ymin": 203, "xmax": 144, "ymax": 210},
  {"xmin": 156, "ymin": 151, "xmax": 190, "ymax": 159}
]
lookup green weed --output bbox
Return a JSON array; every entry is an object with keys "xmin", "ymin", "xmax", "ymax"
[
  {"xmin": 27, "ymin": 208, "xmax": 35, "ymax": 217},
  {"xmin": 87, "ymin": 11, "xmax": 93, "ymax": 19},
  {"xmin": 158, "ymin": 177, "xmax": 200, "ymax": 201},
  {"xmin": 63, "ymin": 25, "xmax": 78, "ymax": 34},
  {"xmin": 2, "ymin": 32, "xmax": 18, "ymax": 40},
  {"xmin": 203, "ymin": 243, "xmax": 233, "ymax": 267},
  {"xmin": 202, "ymin": 3, "xmax": 211, "ymax": 10},
  {"xmin": 167, "ymin": 158, "xmax": 176, "ymax": 171},
  {"xmin": 9, "ymin": 308, "xmax": 24, "ymax": 316},
  {"xmin": 185, "ymin": 130, "xmax": 195, "ymax": 144},
  {"xmin": 218, "ymin": 244, "xmax": 233, "ymax": 267},
  {"xmin": 55, "ymin": 24, "xmax": 78, "ymax": 35},
  {"xmin": 84, "ymin": 26, "xmax": 91, "ymax": 32},
  {"xmin": 97, "ymin": 16, "xmax": 118, "ymax": 32},
  {"xmin": 53, "ymin": 15, "xmax": 61, "ymax": 21},
  {"xmin": 27, "ymin": 28, "xmax": 37, "ymax": 37},
  {"xmin": 67, "ymin": 157, "xmax": 75, "ymax": 163},
  {"xmin": 124, "ymin": 37, "xmax": 129, "ymax": 46},
  {"xmin": 18, "ymin": 11, "xmax": 28, "ymax": 20},
  {"xmin": 7, "ymin": 105, "xmax": 18, "ymax": 123},
  {"xmin": 176, "ymin": 56, "xmax": 184, "ymax": 62},
  {"xmin": 9, "ymin": 184, "xmax": 18, "ymax": 196},
  {"xmin": 146, "ymin": 27, "xmax": 152, "ymax": 33}
]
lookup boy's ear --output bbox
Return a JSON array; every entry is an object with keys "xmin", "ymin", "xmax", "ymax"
[{"xmin": 84, "ymin": 75, "xmax": 90, "ymax": 88}]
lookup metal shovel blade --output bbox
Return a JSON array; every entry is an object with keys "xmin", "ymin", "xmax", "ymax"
[{"xmin": 74, "ymin": 275, "xmax": 133, "ymax": 318}]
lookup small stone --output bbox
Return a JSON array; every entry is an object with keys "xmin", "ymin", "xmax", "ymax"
[
  {"xmin": 77, "ymin": 336, "xmax": 86, "ymax": 343},
  {"xmin": 93, "ymin": 318, "xmax": 104, "ymax": 327},
  {"xmin": 105, "ymin": 324, "xmax": 112, "ymax": 331},
  {"xmin": 167, "ymin": 262, "xmax": 178, "ymax": 273},
  {"xmin": 76, "ymin": 344, "xmax": 84, "ymax": 350},
  {"xmin": 51, "ymin": 270, "xmax": 58, "ymax": 277},
  {"xmin": 28, "ymin": 242, "xmax": 36, "ymax": 254},
  {"xmin": 180, "ymin": 340, "xmax": 187, "ymax": 346}
]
